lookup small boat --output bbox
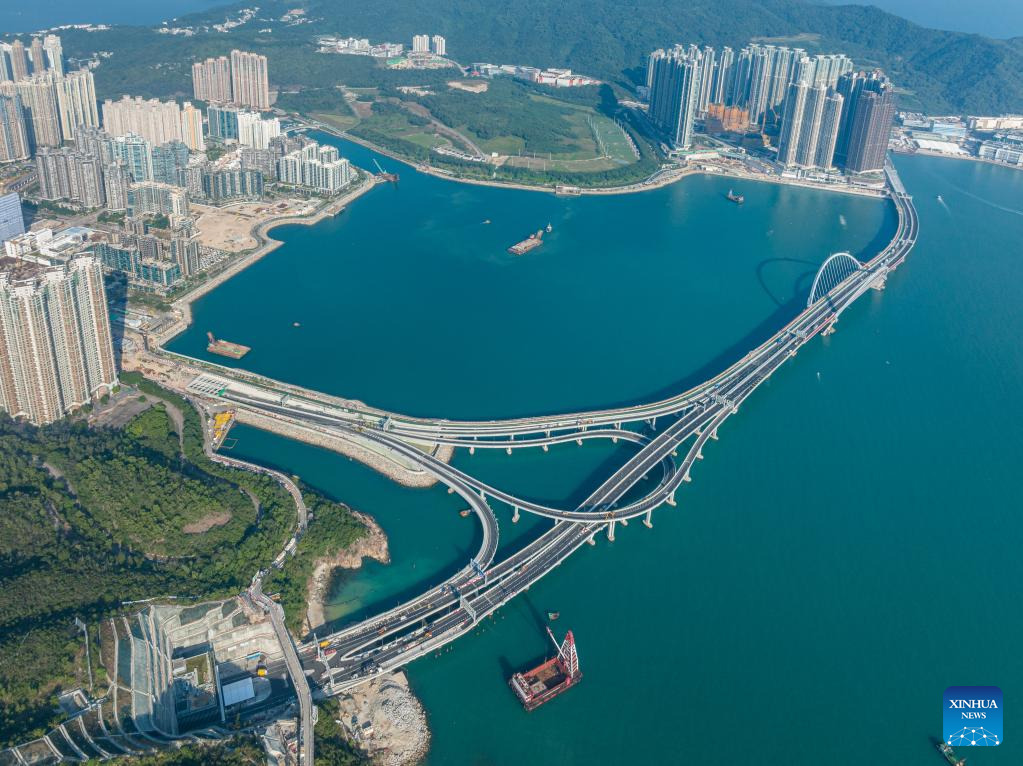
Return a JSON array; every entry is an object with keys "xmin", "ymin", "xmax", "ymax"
[
  {"xmin": 546, "ymin": 222, "xmax": 553, "ymax": 233},
  {"xmin": 726, "ymin": 189, "xmax": 744, "ymax": 204},
  {"xmin": 293, "ymin": 322, "xmax": 301, "ymax": 327},
  {"xmin": 936, "ymin": 195, "xmax": 943, "ymax": 202},
  {"xmin": 459, "ymin": 509, "xmax": 472, "ymax": 518},
  {"xmin": 937, "ymin": 741, "xmax": 966, "ymax": 766},
  {"xmin": 482, "ymin": 219, "xmax": 491, "ymax": 224},
  {"xmin": 547, "ymin": 611, "xmax": 560, "ymax": 621}
]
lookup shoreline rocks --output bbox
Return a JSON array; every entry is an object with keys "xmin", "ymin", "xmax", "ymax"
[
  {"xmin": 335, "ymin": 671, "xmax": 431, "ymax": 766},
  {"xmin": 305, "ymin": 511, "xmax": 390, "ymax": 633}
]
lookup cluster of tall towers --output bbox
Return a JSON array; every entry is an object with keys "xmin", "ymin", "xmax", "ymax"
[
  {"xmin": 0, "ymin": 35, "xmax": 99, "ymax": 161},
  {"xmin": 192, "ymin": 50, "xmax": 270, "ymax": 110},
  {"xmin": 646, "ymin": 42, "xmax": 896, "ymax": 173},
  {"xmin": 0, "ymin": 256, "xmax": 118, "ymax": 426}
]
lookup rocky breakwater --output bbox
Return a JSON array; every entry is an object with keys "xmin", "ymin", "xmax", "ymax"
[
  {"xmin": 336, "ymin": 671, "xmax": 430, "ymax": 766},
  {"xmin": 305, "ymin": 511, "xmax": 390, "ymax": 633}
]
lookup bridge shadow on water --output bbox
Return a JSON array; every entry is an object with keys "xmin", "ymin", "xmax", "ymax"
[
  {"xmin": 593, "ymin": 204, "xmax": 898, "ymax": 415},
  {"xmin": 497, "ymin": 592, "xmax": 556, "ymax": 680}
]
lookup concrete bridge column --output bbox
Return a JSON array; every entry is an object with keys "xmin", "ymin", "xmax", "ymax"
[
  {"xmin": 683, "ymin": 470, "xmax": 691, "ymax": 483},
  {"xmin": 542, "ymin": 443, "xmax": 549, "ymax": 452},
  {"xmin": 666, "ymin": 493, "xmax": 676, "ymax": 507},
  {"xmin": 650, "ymin": 416, "xmax": 657, "ymax": 429},
  {"xmin": 696, "ymin": 449, "xmax": 704, "ymax": 460},
  {"xmin": 607, "ymin": 521, "xmax": 616, "ymax": 542},
  {"xmin": 587, "ymin": 531, "xmax": 596, "ymax": 546},
  {"xmin": 447, "ymin": 486, "xmax": 455, "ymax": 494},
  {"xmin": 643, "ymin": 509, "xmax": 653, "ymax": 528},
  {"xmin": 506, "ymin": 446, "xmax": 512, "ymax": 455},
  {"xmin": 512, "ymin": 507, "xmax": 520, "ymax": 524},
  {"xmin": 576, "ymin": 438, "xmax": 583, "ymax": 446},
  {"xmin": 710, "ymin": 429, "xmax": 718, "ymax": 441},
  {"xmin": 469, "ymin": 445, "xmax": 475, "ymax": 455},
  {"xmin": 620, "ymin": 518, "xmax": 628, "ymax": 527}
]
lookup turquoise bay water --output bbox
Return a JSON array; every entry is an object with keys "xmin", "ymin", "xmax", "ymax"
[
  {"xmin": 169, "ymin": 133, "xmax": 895, "ymax": 419},
  {"xmin": 218, "ymin": 151, "xmax": 1022, "ymax": 765}
]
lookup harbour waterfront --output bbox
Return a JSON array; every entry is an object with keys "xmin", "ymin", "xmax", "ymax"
[
  {"xmin": 167, "ymin": 133, "xmax": 896, "ymax": 419},
  {"xmin": 222, "ymin": 152, "xmax": 1021, "ymax": 765}
]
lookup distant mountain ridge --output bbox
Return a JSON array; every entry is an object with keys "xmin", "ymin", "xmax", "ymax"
[{"xmin": 291, "ymin": 0, "xmax": 1023, "ymax": 113}]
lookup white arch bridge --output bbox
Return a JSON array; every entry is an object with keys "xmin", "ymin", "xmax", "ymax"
[{"xmin": 807, "ymin": 252, "xmax": 869, "ymax": 308}]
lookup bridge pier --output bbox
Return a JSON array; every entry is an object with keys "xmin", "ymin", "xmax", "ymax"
[
  {"xmin": 587, "ymin": 532, "xmax": 596, "ymax": 546},
  {"xmin": 469, "ymin": 446, "xmax": 475, "ymax": 455},
  {"xmin": 612, "ymin": 435, "xmax": 618, "ymax": 443},
  {"xmin": 683, "ymin": 471, "xmax": 691, "ymax": 483},
  {"xmin": 576, "ymin": 438, "xmax": 583, "ymax": 446},
  {"xmin": 542, "ymin": 443, "xmax": 549, "ymax": 452},
  {"xmin": 447, "ymin": 486, "xmax": 455, "ymax": 494},
  {"xmin": 506, "ymin": 446, "xmax": 512, "ymax": 455},
  {"xmin": 666, "ymin": 493, "xmax": 676, "ymax": 507},
  {"xmin": 696, "ymin": 450, "xmax": 704, "ymax": 460},
  {"xmin": 643, "ymin": 509, "xmax": 653, "ymax": 528},
  {"xmin": 710, "ymin": 429, "xmax": 718, "ymax": 441},
  {"xmin": 512, "ymin": 507, "xmax": 520, "ymax": 524},
  {"xmin": 607, "ymin": 521, "xmax": 616, "ymax": 542},
  {"xmin": 620, "ymin": 518, "xmax": 628, "ymax": 527},
  {"xmin": 650, "ymin": 416, "xmax": 657, "ymax": 429}
]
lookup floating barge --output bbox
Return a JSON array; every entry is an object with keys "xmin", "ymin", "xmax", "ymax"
[
  {"xmin": 206, "ymin": 332, "xmax": 250, "ymax": 360},
  {"xmin": 508, "ymin": 228, "xmax": 545, "ymax": 255},
  {"xmin": 509, "ymin": 628, "xmax": 581, "ymax": 711}
]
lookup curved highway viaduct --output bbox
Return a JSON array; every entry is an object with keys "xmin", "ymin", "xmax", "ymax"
[{"xmin": 185, "ymin": 164, "xmax": 918, "ymax": 700}]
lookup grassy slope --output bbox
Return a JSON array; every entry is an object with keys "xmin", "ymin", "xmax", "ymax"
[{"xmin": 0, "ymin": 377, "xmax": 363, "ymax": 748}]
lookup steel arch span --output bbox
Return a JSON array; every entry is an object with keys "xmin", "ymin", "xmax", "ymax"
[{"xmin": 807, "ymin": 252, "xmax": 865, "ymax": 308}]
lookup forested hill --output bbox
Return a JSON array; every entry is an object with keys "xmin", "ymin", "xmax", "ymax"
[{"xmin": 285, "ymin": 0, "xmax": 1021, "ymax": 113}]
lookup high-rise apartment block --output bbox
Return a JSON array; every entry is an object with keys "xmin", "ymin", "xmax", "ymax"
[
  {"xmin": 192, "ymin": 55, "xmax": 233, "ymax": 103},
  {"xmin": 180, "ymin": 102, "xmax": 205, "ymax": 152},
  {"xmin": 9, "ymin": 40, "xmax": 30, "ymax": 82},
  {"xmin": 0, "ymin": 193, "xmax": 25, "ymax": 243},
  {"xmin": 54, "ymin": 68, "xmax": 99, "ymax": 141},
  {"xmin": 0, "ymin": 255, "xmax": 118, "ymax": 425},
  {"xmin": 3, "ymin": 74, "xmax": 62, "ymax": 150},
  {"xmin": 0, "ymin": 95, "xmax": 31, "ymax": 161},
  {"xmin": 647, "ymin": 46, "xmax": 703, "ymax": 150},
  {"xmin": 777, "ymin": 82, "xmax": 843, "ymax": 170},
  {"xmin": 277, "ymin": 142, "xmax": 353, "ymax": 193},
  {"xmin": 835, "ymin": 71, "xmax": 896, "ymax": 173},
  {"xmin": 42, "ymin": 35, "xmax": 64, "ymax": 77},
  {"xmin": 102, "ymin": 96, "xmax": 185, "ymax": 146},
  {"xmin": 412, "ymin": 35, "xmax": 431, "ymax": 54},
  {"xmin": 230, "ymin": 50, "xmax": 270, "ymax": 110},
  {"xmin": 431, "ymin": 36, "xmax": 447, "ymax": 56},
  {"xmin": 237, "ymin": 110, "xmax": 281, "ymax": 150}
]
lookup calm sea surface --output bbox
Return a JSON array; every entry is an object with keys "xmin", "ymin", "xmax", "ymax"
[
  {"xmin": 217, "ymin": 147, "xmax": 1022, "ymax": 765},
  {"xmin": 0, "ymin": 0, "xmax": 230, "ymax": 33}
]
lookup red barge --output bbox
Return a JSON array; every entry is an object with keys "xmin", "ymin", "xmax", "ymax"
[{"xmin": 509, "ymin": 628, "xmax": 581, "ymax": 711}]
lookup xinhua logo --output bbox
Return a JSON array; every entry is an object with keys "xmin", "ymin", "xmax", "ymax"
[{"xmin": 943, "ymin": 686, "xmax": 1002, "ymax": 746}]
